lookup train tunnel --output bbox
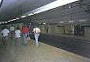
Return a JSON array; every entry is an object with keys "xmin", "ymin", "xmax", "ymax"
[{"xmin": 0, "ymin": 0, "xmax": 90, "ymax": 62}]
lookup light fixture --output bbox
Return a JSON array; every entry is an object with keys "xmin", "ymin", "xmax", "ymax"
[
  {"xmin": 21, "ymin": 0, "xmax": 78, "ymax": 19},
  {"xmin": 0, "ymin": 0, "xmax": 1, "ymax": 2},
  {"xmin": 28, "ymin": 13, "xmax": 33, "ymax": 16},
  {"xmin": 8, "ymin": 20, "xmax": 11, "ymax": 22},
  {"xmin": 69, "ymin": 6, "xmax": 72, "ymax": 8},
  {"xmin": 43, "ymin": 23, "xmax": 46, "ymax": 25},
  {"xmin": 4, "ymin": 21, "xmax": 8, "ymax": 23},
  {"xmin": 8, "ymin": 19, "xmax": 16, "ymax": 22},
  {"xmin": 59, "ymin": 21, "xmax": 64, "ymax": 23},
  {"xmin": 0, "ymin": 0, "xmax": 3, "ymax": 8},
  {"xmin": 12, "ymin": 19, "xmax": 17, "ymax": 21},
  {"xmin": 21, "ymin": 15, "xmax": 26, "ymax": 18},
  {"xmin": 30, "ymin": 0, "xmax": 78, "ymax": 14},
  {"xmin": 16, "ymin": 18, "xmax": 20, "ymax": 20}
]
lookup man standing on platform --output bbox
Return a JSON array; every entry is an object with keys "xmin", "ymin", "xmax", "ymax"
[
  {"xmin": 1, "ymin": 26, "xmax": 10, "ymax": 47},
  {"xmin": 33, "ymin": 27, "xmax": 41, "ymax": 46}
]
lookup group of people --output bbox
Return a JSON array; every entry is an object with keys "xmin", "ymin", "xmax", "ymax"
[{"xmin": 0, "ymin": 25, "xmax": 41, "ymax": 47}]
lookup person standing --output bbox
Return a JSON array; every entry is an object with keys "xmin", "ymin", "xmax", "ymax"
[
  {"xmin": 22, "ymin": 26, "xmax": 30, "ymax": 45},
  {"xmin": 15, "ymin": 27, "xmax": 21, "ymax": 47},
  {"xmin": 33, "ymin": 27, "xmax": 41, "ymax": 46},
  {"xmin": 1, "ymin": 26, "xmax": 10, "ymax": 47},
  {"xmin": 10, "ymin": 25, "xmax": 15, "ymax": 38}
]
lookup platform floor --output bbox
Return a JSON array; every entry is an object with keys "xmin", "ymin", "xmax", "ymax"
[{"xmin": 0, "ymin": 39, "xmax": 90, "ymax": 62}]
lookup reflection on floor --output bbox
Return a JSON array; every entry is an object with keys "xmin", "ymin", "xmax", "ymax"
[{"xmin": 0, "ymin": 39, "xmax": 90, "ymax": 62}]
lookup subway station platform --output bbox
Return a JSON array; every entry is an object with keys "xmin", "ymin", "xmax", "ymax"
[
  {"xmin": 0, "ymin": 0, "xmax": 90, "ymax": 62},
  {"xmin": 0, "ymin": 38, "xmax": 90, "ymax": 62}
]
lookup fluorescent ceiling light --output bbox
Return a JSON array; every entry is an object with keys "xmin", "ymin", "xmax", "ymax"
[
  {"xmin": 21, "ymin": 15, "xmax": 26, "ymax": 18},
  {"xmin": 31, "ymin": 0, "xmax": 78, "ymax": 14},
  {"xmin": 4, "ymin": 22, "xmax": 8, "ymax": 23},
  {"xmin": 0, "ymin": 0, "xmax": 2, "ymax": 4},
  {"xmin": 0, "ymin": 0, "xmax": 1, "ymax": 2},
  {"xmin": 7, "ymin": 18, "xmax": 19, "ymax": 23},
  {"xmin": 28, "ymin": 13, "xmax": 34, "ymax": 16},
  {"xmin": 8, "ymin": 21, "xmax": 11, "ymax": 22},
  {"xmin": 12, "ymin": 19, "xmax": 17, "ymax": 21},
  {"xmin": 9, "ymin": 20, "xmax": 13, "ymax": 22},
  {"xmin": 59, "ymin": 21, "xmax": 64, "ymax": 23},
  {"xmin": 16, "ymin": 18, "xmax": 20, "ymax": 19},
  {"xmin": 8, "ymin": 19, "xmax": 17, "ymax": 22},
  {"xmin": 43, "ymin": 23, "xmax": 46, "ymax": 25}
]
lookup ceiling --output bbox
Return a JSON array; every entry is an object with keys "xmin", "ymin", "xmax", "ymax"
[
  {"xmin": 0, "ymin": 0, "xmax": 90, "ymax": 25},
  {"xmin": 0, "ymin": 0, "xmax": 55, "ymax": 22},
  {"xmin": 31, "ymin": 0, "xmax": 90, "ymax": 24}
]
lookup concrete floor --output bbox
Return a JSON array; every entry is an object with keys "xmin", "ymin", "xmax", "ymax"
[{"xmin": 0, "ymin": 39, "xmax": 90, "ymax": 62}]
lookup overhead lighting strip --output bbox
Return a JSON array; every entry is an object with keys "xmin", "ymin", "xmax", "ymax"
[
  {"xmin": 4, "ymin": 0, "xmax": 78, "ymax": 25},
  {"xmin": 27, "ymin": 0, "xmax": 79, "ymax": 15}
]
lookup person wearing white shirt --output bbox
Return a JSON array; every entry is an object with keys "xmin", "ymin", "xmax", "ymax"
[
  {"xmin": 15, "ymin": 30, "xmax": 21, "ymax": 38},
  {"xmin": 15, "ymin": 27, "xmax": 21, "ymax": 46},
  {"xmin": 1, "ymin": 28, "xmax": 9, "ymax": 37},
  {"xmin": 33, "ymin": 27, "xmax": 41, "ymax": 46},
  {"xmin": 1, "ymin": 27, "xmax": 10, "ymax": 47}
]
